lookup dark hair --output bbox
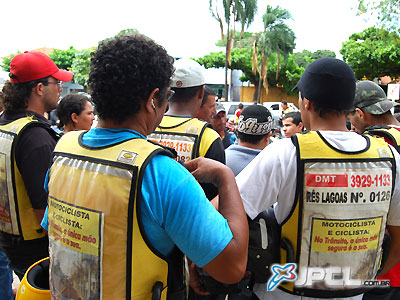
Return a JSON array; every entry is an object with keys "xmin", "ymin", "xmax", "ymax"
[
  {"xmin": 301, "ymin": 93, "xmax": 351, "ymax": 118},
  {"xmin": 281, "ymin": 100, "xmax": 288, "ymax": 105},
  {"xmin": 0, "ymin": 76, "xmax": 50, "ymax": 110},
  {"xmin": 170, "ymin": 85, "xmax": 203, "ymax": 103},
  {"xmin": 89, "ymin": 34, "xmax": 174, "ymax": 123},
  {"xmin": 238, "ymin": 103, "xmax": 244, "ymax": 109},
  {"xmin": 57, "ymin": 93, "xmax": 91, "ymax": 129},
  {"xmin": 201, "ymin": 86, "xmax": 216, "ymax": 107},
  {"xmin": 283, "ymin": 111, "xmax": 302, "ymax": 125},
  {"xmin": 237, "ymin": 131, "xmax": 267, "ymax": 144}
]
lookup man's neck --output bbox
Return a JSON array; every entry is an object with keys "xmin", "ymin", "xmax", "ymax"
[
  {"xmin": 97, "ymin": 118, "xmax": 147, "ymax": 136},
  {"xmin": 238, "ymin": 140, "xmax": 267, "ymax": 150},
  {"xmin": 26, "ymin": 103, "xmax": 45, "ymax": 116},
  {"xmin": 370, "ymin": 114, "xmax": 400, "ymax": 127},
  {"xmin": 166, "ymin": 101, "xmax": 199, "ymax": 117},
  {"xmin": 309, "ymin": 113, "xmax": 348, "ymax": 131}
]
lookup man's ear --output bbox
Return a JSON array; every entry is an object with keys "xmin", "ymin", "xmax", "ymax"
[
  {"xmin": 355, "ymin": 108, "xmax": 365, "ymax": 120},
  {"xmin": 145, "ymin": 88, "xmax": 159, "ymax": 113},
  {"xmin": 266, "ymin": 131, "xmax": 272, "ymax": 140},
  {"xmin": 33, "ymin": 83, "xmax": 45, "ymax": 96},
  {"xmin": 303, "ymin": 98, "xmax": 312, "ymax": 111},
  {"xmin": 71, "ymin": 112, "xmax": 78, "ymax": 124},
  {"xmin": 197, "ymin": 85, "xmax": 205, "ymax": 101},
  {"xmin": 298, "ymin": 121, "xmax": 304, "ymax": 130}
]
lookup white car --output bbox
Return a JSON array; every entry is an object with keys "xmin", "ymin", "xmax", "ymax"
[
  {"xmin": 218, "ymin": 101, "xmax": 254, "ymax": 121},
  {"xmin": 262, "ymin": 102, "xmax": 300, "ymax": 120}
]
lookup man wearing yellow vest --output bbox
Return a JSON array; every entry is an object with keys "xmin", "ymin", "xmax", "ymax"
[
  {"xmin": 236, "ymin": 58, "xmax": 400, "ymax": 300},
  {"xmin": 0, "ymin": 52, "xmax": 73, "ymax": 279},
  {"xmin": 46, "ymin": 34, "xmax": 248, "ymax": 300},
  {"xmin": 348, "ymin": 81, "xmax": 400, "ymax": 300},
  {"xmin": 148, "ymin": 58, "xmax": 224, "ymax": 200}
]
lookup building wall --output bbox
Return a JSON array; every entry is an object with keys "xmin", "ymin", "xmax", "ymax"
[{"xmin": 240, "ymin": 86, "xmax": 299, "ymax": 107}]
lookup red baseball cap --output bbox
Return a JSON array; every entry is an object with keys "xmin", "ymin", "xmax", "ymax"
[{"xmin": 9, "ymin": 51, "xmax": 73, "ymax": 83}]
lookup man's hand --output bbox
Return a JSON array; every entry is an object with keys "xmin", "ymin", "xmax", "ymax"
[
  {"xmin": 185, "ymin": 157, "xmax": 232, "ymax": 187},
  {"xmin": 189, "ymin": 262, "xmax": 210, "ymax": 296}
]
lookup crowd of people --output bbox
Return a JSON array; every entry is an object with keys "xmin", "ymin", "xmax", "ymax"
[{"xmin": 0, "ymin": 34, "xmax": 399, "ymax": 300}]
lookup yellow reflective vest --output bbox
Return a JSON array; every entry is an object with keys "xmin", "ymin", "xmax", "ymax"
[
  {"xmin": 0, "ymin": 116, "xmax": 57, "ymax": 240},
  {"xmin": 365, "ymin": 125, "xmax": 400, "ymax": 153},
  {"xmin": 148, "ymin": 116, "xmax": 219, "ymax": 162},
  {"xmin": 279, "ymin": 131, "xmax": 395, "ymax": 298},
  {"xmin": 47, "ymin": 131, "xmax": 184, "ymax": 300}
]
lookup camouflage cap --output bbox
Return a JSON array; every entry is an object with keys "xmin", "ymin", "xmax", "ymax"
[{"xmin": 355, "ymin": 80, "xmax": 398, "ymax": 115}]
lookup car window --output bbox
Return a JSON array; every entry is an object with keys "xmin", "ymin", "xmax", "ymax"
[
  {"xmin": 270, "ymin": 104, "xmax": 280, "ymax": 110},
  {"xmin": 228, "ymin": 105, "xmax": 238, "ymax": 115}
]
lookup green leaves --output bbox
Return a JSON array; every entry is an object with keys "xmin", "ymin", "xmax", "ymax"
[
  {"xmin": 357, "ymin": 0, "xmax": 400, "ymax": 34},
  {"xmin": 340, "ymin": 27, "xmax": 400, "ymax": 79},
  {"xmin": 49, "ymin": 46, "xmax": 77, "ymax": 71}
]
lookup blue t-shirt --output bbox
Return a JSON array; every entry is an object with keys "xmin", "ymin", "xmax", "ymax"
[
  {"xmin": 225, "ymin": 144, "xmax": 261, "ymax": 176},
  {"xmin": 42, "ymin": 128, "xmax": 232, "ymax": 267}
]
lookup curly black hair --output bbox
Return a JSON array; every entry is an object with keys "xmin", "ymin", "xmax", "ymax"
[
  {"xmin": 57, "ymin": 93, "xmax": 91, "ymax": 129},
  {"xmin": 0, "ymin": 76, "xmax": 50, "ymax": 111},
  {"xmin": 89, "ymin": 34, "xmax": 174, "ymax": 123}
]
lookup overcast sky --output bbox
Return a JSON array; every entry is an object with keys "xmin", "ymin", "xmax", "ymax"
[{"xmin": 0, "ymin": 0, "xmax": 375, "ymax": 59}]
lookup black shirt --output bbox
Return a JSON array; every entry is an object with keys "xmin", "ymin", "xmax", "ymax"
[{"xmin": 0, "ymin": 110, "xmax": 58, "ymax": 209}]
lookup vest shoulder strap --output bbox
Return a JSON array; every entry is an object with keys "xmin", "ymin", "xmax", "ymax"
[{"xmin": 365, "ymin": 125, "xmax": 400, "ymax": 152}]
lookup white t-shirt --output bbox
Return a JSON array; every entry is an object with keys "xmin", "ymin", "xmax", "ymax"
[{"xmin": 236, "ymin": 131, "xmax": 400, "ymax": 300}]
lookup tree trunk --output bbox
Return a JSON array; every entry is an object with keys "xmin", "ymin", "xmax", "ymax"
[
  {"xmin": 252, "ymin": 81, "xmax": 259, "ymax": 102},
  {"xmin": 257, "ymin": 65, "xmax": 262, "ymax": 103},
  {"xmin": 276, "ymin": 52, "xmax": 281, "ymax": 81},
  {"xmin": 224, "ymin": 21, "xmax": 230, "ymax": 101}
]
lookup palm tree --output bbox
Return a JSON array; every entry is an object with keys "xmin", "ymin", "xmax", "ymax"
[
  {"xmin": 237, "ymin": 0, "xmax": 258, "ymax": 48},
  {"xmin": 209, "ymin": 0, "xmax": 258, "ymax": 100},
  {"xmin": 253, "ymin": 5, "xmax": 296, "ymax": 102}
]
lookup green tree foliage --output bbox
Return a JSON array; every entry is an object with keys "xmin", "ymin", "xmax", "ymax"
[
  {"xmin": 209, "ymin": 0, "xmax": 258, "ymax": 99},
  {"xmin": 340, "ymin": 27, "xmax": 400, "ymax": 79},
  {"xmin": 1, "ymin": 52, "xmax": 19, "ymax": 72},
  {"xmin": 294, "ymin": 50, "xmax": 336, "ymax": 68},
  {"xmin": 196, "ymin": 48, "xmax": 303, "ymax": 95},
  {"xmin": 100, "ymin": 28, "xmax": 144, "ymax": 44},
  {"xmin": 49, "ymin": 47, "xmax": 77, "ymax": 70},
  {"xmin": 70, "ymin": 48, "xmax": 95, "ymax": 89},
  {"xmin": 252, "ymin": 5, "xmax": 296, "ymax": 101},
  {"xmin": 357, "ymin": 0, "xmax": 399, "ymax": 33}
]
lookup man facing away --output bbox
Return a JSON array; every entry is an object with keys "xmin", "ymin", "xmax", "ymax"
[
  {"xmin": 149, "ymin": 58, "xmax": 225, "ymax": 199},
  {"xmin": 195, "ymin": 85, "xmax": 217, "ymax": 123},
  {"xmin": 236, "ymin": 57, "xmax": 400, "ymax": 300},
  {"xmin": 348, "ymin": 80, "xmax": 400, "ymax": 300},
  {"xmin": 46, "ymin": 35, "xmax": 248, "ymax": 300},
  {"xmin": 225, "ymin": 105, "xmax": 274, "ymax": 176},
  {"xmin": 0, "ymin": 51, "xmax": 73, "ymax": 279},
  {"xmin": 282, "ymin": 111, "xmax": 304, "ymax": 138}
]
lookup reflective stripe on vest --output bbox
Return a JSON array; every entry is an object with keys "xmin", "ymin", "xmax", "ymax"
[
  {"xmin": 279, "ymin": 131, "xmax": 395, "ymax": 298},
  {"xmin": 0, "ymin": 116, "xmax": 52, "ymax": 240},
  {"xmin": 148, "ymin": 116, "xmax": 214, "ymax": 162},
  {"xmin": 47, "ymin": 131, "xmax": 184, "ymax": 300}
]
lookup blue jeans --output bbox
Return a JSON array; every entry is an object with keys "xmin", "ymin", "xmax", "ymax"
[{"xmin": 0, "ymin": 250, "xmax": 13, "ymax": 300}]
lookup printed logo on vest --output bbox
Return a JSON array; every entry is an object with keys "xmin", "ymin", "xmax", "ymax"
[
  {"xmin": 117, "ymin": 150, "xmax": 138, "ymax": 164},
  {"xmin": 186, "ymin": 126, "xmax": 198, "ymax": 134},
  {"xmin": 9, "ymin": 125, "xmax": 19, "ymax": 133},
  {"xmin": 377, "ymin": 148, "xmax": 391, "ymax": 158}
]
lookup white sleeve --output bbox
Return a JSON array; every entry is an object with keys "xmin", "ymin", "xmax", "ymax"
[
  {"xmin": 236, "ymin": 138, "xmax": 297, "ymax": 223},
  {"xmin": 387, "ymin": 145, "xmax": 400, "ymax": 226}
]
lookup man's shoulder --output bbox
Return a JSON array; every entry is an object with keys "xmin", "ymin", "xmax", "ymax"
[{"xmin": 203, "ymin": 126, "xmax": 220, "ymax": 140}]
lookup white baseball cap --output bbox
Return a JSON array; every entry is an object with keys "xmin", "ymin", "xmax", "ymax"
[{"xmin": 171, "ymin": 58, "xmax": 206, "ymax": 88}]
